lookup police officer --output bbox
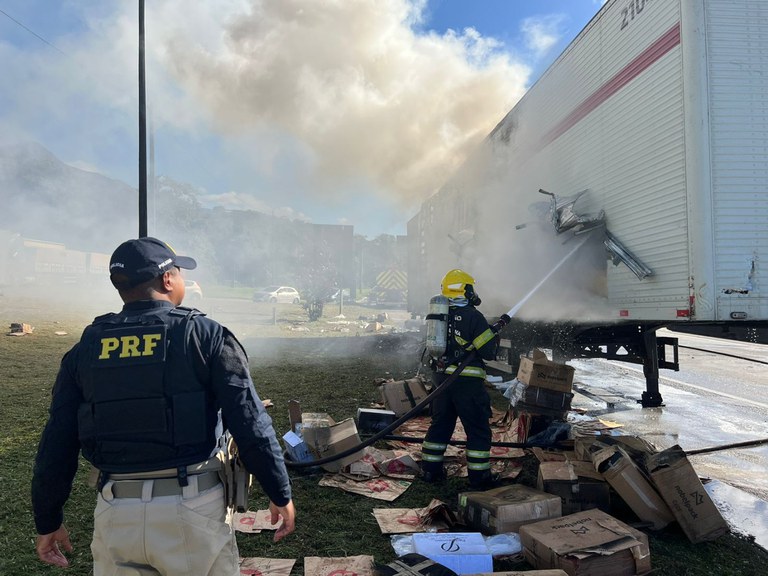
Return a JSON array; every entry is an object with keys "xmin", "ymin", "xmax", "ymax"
[
  {"xmin": 32, "ymin": 237, "xmax": 295, "ymax": 574},
  {"xmin": 421, "ymin": 269, "xmax": 502, "ymax": 490}
]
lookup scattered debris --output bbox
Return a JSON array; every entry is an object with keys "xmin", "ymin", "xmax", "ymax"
[
  {"xmin": 372, "ymin": 499, "xmax": 456, "ymax": 534},
  {"xmin": 233, "ymin": 509, "xmax": 278, "ymax": 534},
  {"xmin": 305, "ymin": 556, "xmax": 374, "ymax": 576},
  {"xmin": 8, "ymin": 322, "xmax": 33, "ymax": 336},
  {"xmin": 239, "ymin": 557, "xmax": 295, "ymax": 576}
]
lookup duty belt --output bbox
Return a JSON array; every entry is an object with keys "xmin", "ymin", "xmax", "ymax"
[
  {"xmin": 96, "ymin": 458, "xmax": 224, "ymax": 499},
  {"xmin": 105, "ymin": 470, "xmax": 221, "ymax": 499}
]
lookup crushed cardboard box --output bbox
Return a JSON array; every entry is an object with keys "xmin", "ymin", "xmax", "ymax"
[
  {"xmin": 287, "ymin": 402, "xmax": 365, "ymax": 472},
  {"xmin": 591, "ymin": 445, "xmax": 674, "ymax": 530},
  {"xmin": 517, "ymin": 349, "xmax": 574, "ymax": 393},
  {"xmin": 319, "ymin": 475, "xmax": 411, "ymax": 501},
  {"xmin": 376, "ymin": 553, "xmax": 462, "ymax": 576},
  {"xmin": 646, "ymin": 445, "xmax": 729, "ymax": 543},
  {"xmin": 233, "ymin": 509, "xmax": 279, "ymax": 533},
  {"xmin": 302, "ymin": 417, "xmax": 364, "ymax": 473},
  {"xmin": 239, "ymin": 557, "xmax": 295, "ymax": 576},
  {"xmin": 305, "ymin": 555, "xmax": 374, "ymax": 576},
  {"xmin": 380, "ymin": 377, "xmax": 430, "ymax": 416},
  {"xmin": 458, "ymin": 484, "xmax": 562, "ymax": 535},
  {"xmin": 372, "ymin": 498, "xmax": 456, "ymax": 534},
  {"xmin": 520, "ymin": 508, "xmax": 651, "ymax": 575}
]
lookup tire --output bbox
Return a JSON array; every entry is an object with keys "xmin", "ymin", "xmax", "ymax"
[
  {"xmin": 293, "ymin": 298, "xmax": 300, "ymax": 304},
  {"xmin": 269, "ymin": 297, "xmax": 277, "ymax": 303}
]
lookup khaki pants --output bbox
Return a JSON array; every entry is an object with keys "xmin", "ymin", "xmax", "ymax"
[{"xmin": 91, "ymin": 483, "xmax": 239, "ymax": 575}]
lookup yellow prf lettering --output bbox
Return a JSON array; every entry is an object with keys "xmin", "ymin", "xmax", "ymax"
[
  {"xmin": 99, "ymin": 337, "xmax": 120, "ymax": 359},
  {"xmin": 119, "ymin": 335, "xmax": 141, "ymax": 358},
  {"xmin": 99, "ymin": 333, "xmax": 163, "ymax": 359},
  {"xmin": 142, "ymin": 333, "xmax": 162, "ymax": 356}
]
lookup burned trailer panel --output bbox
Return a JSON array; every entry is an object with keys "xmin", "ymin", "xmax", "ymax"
[{"xmin": 406, "ymin": 0, "xmax": 768, "ymax": 406}]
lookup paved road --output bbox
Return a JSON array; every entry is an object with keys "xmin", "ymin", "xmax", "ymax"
[
  {"xmin": 569, "ymin": 331, "xmax": 768, "ymax": 495},
  {"xmin": 567, "ymin": 329, "xmax": 768, "ymax": 548}
]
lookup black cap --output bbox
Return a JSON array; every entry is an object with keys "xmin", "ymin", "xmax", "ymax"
[{"xmin": 109, "ymin": 237, "xmax": 197, "ymax": 287}]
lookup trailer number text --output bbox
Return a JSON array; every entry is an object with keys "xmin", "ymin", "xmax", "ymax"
[{"xmin": 621, "ymin": 0, "xmax": 647, "ymax": 30}]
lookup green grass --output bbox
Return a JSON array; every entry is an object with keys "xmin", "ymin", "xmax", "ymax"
[{"xmin": 1, "ymin": 299, "xmax": 767, "ymax": 575}]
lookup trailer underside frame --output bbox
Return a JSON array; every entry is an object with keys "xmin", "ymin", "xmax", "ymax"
[{"xmin": 496, "ymin": 320, "xmax": 679, "ymax": 408}]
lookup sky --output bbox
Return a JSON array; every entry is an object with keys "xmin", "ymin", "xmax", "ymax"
[{"xmin": 0, "ymin": 0, "xmax": 608, "ymax": 239}]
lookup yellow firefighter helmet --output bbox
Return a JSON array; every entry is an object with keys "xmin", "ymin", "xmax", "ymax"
[{"xmin": 441, "ymin": 269, "xmax": 475, "ymax": 298}]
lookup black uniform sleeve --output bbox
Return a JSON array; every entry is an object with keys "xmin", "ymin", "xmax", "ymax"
[
  {"xmin": 471, "ymin": 308, "xmax": 498, "ymax": 361},
  {"xmin": 31, "ymin": 346, "xmax": 84, "ymax": 535},
  {"xmin": 209, "ymin": 329, "xmax": 292, "ymax": 506}
]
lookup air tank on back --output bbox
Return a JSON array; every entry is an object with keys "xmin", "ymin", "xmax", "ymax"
[{"xmin": 425, "ymin": 294, "xmax": 449, "ymax": 359}]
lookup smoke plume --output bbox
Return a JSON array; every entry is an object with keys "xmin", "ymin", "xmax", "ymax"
[{"xmin": 160, "ymin": 0, "xmax": 530, "ymax": 208}]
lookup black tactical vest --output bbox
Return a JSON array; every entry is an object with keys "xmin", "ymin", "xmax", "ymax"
[{"xmin": 76, "ymin": 306, "xmax": 218, "ymax": 473}]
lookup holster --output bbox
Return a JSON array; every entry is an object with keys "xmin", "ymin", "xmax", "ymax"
[{"xmin": 217, "ymin": 434, "xmax": 252, "ymax": 513}]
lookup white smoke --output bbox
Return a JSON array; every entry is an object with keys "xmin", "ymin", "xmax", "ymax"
[{"xmin": 158, "ymin": 0, "xmax": 531, "ymax": 209}]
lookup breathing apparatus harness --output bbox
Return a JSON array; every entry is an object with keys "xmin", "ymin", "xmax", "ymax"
[{"xmin": 283, "ymin": 308, "xmax": 512, "ymax": 469}]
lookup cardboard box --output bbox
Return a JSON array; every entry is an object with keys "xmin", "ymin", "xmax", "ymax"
[
  {"xmin": 507, "ymin": 380, "xmax": 574, "ymax": 411},
  {"xmin": 458, "ymin": 484, "xmax": 562, "ymax": 535},
  {"xmin": 646, "ymin": 445, "xmax": 729, "ymax": 543},
  {"xmin": 380, "ymin": 378, "xmax": 429, "ymax": 416},
  {"xmin": 301, "ymin": 417, "xmax": 365, "ymax": 473},
  {"xmin": 537, "ymin": 460, "xmax": 611, "ymax": 515},
  {"xmin": 591, "ymin": 446, "xmax": 674, "ymax": 530},
  {"xmin": 356, "ymin": 408, "xmax": 397, "ymax": 434},
  {"xmin": 516, "ymin": 349, "xmax": 575, "ymax": 393},
  {"xmin": 575, "ymin": 435, "xmax": 657, "ymax": 463},
  {"xmin": 520, "ymin": 508, "xmax": 652, "ymax": 576},
  {"xmin": 471, "ymin": 571, "xmax": 569, "ymax": 576},
  {"xmin": 412, "ymin": 532, "xmax": 493, "ymax": 575},
  {"xmin": 282, "ymin": 430, "xmax": 313, "ymax": 463}
]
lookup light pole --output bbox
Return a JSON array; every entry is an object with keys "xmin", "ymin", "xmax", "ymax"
[{"xmin": 138, "ymin": 0, "xmax": 148, "ymax": 237}]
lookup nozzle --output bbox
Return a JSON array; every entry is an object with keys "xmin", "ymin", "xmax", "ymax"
[{"xmin": 491, "ymin": 313, "xmax": 511, "ymax": 333}]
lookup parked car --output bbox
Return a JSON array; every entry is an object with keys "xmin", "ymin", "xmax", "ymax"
[
  {"xmin": 252, "ymin": 285, "xmax": 301, "ymax": 304},
  {"xmin": 184, "ymin": 280, "xmax": 203, "ymax": 300}
]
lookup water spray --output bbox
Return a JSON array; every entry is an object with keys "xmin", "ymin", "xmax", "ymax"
[
  {"xmin": 285, "ymin": 233, "xmax": 592, "ymax": 469},
  {"xmin": 503, "ymin": 234, "xmax": 591, "ymax": 319}
]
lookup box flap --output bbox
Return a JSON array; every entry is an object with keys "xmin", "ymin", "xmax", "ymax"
[
  {"xmin": 520, "ymin": 509, "xmax": 648, "ymax": 555},
  {"xmin": 539, "ymin": 461, "xmax": 578, "ymax": 482}
]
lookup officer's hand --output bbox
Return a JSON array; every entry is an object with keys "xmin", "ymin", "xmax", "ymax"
[
  {"xmin": 36, "ymin": 525, "xmax": 72, "ymax": 567},
  {"xmin": 269, "ymin": 499, "xmax": 296, "ymax": 542}
]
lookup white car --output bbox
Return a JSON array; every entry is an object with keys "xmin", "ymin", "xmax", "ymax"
[{"xmin": 252, "ymin": 285, "xmax": 301, "ymax": 304}]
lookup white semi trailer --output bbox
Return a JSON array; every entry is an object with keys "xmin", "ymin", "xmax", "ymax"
[{"xmin": 407, "ymin": 0, "xmax": 768, "ymax": 406}]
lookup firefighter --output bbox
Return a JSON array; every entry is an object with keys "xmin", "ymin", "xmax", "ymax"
[{"xmin": 421, "ymin": 269, "xmax": 501, "ymax": 489}]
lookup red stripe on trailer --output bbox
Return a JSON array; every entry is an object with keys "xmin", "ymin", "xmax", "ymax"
[{"xmin": 540, "ymin": 23, "xmax": 681, "ymax": 148}]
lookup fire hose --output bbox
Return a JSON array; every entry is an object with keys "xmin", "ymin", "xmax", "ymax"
[
  {"xmin": 282, "ymin": 313, "xmax": 569, "ymax": 469},
  {"xmin": 283, "ymin": 348, "xmax": 482, "ymax": 469}
]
